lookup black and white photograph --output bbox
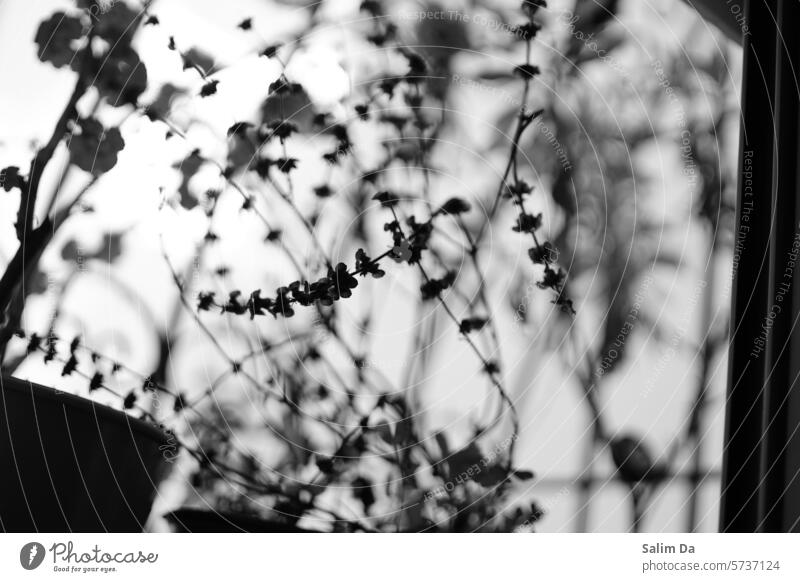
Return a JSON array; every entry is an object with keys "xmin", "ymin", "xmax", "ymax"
[{"xmin": 0, "ymin": 0, "xmax": 798, "ymax": 578}]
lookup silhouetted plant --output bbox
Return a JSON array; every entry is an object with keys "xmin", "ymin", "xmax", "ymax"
[
  {"xmin": 1, "ymin": 0, "xmax": 732, "ymax": 533},
  {"xmin": 0, "ymin": 0, "xmax": 577, "ymax": 532}
]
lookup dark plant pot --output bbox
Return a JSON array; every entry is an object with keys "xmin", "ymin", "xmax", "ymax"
[
  {"xmin": 165, "ymin": 508, "xmax": 312, "ymax": 533},
  {"xmin": 0, "ymin": 376, "xmax": 171, "ymax": 532}
]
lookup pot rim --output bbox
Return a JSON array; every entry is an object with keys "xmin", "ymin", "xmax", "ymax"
[{"xmin": 0, "ymin": 375, "xmax": 171, "ymax": 445}]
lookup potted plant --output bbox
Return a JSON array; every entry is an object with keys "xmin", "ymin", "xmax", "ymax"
[{"xmin": 1, "ymin": 0, "xmax": 561, "ymax": 533}]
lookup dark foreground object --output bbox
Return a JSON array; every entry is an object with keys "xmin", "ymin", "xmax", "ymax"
[
  {"xmin": 721, "ymin": 0, "xmax": 800, "ymax": 533},
  {"xmin": 0, "ymin": 376, "xmax": 170, "ymax": 532},
  {"xmin": 165, "ymin": 508, "xmax": 311, "ymax": 532}
]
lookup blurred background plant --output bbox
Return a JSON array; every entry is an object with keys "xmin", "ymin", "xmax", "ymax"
[{"xmin": 0, "ymin": 0, "xmax": 740, "ymax": 531}]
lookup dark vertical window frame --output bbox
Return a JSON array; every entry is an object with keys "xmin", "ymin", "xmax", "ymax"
[
  {"xmin": 720, "ymin": 0, "xmax": 779, "ymax": 532},
  {"xmin": 757, "ymin": 0, "xmax": 800, "ymax": 532}
]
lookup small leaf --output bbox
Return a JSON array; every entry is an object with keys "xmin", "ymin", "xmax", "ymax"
[
  {"xmin": 313, "ymin": 184, "xmax": 332, "ymax": 198},
  {"xmin": 199, "ymin": 80, "xmax": 219, "ymax": 97},
  {"xmin": 227, "ymin": 122, "xmax": 254, "ymax": 138},
  {"xmin": 372, "ymin": 190, "xmax": 399, "ymax": 208},
  {"xmin": 0, "ymin": 166, "xmax": 24, "ymax": 192},
  {"xmin": 89, "ymin": 372, "xmax": 104, "ymax": 392},
  {"xmin": 96, "ymin": 46, "xmax": 148, "ymax": 106},
  {"xmin": 512, "ymin": 213, "xmax": 543, "ymax": 233},
  {"xmin": 91, "ymin": 3, "xmax": 139, "ymax": 44},
  {"xmin": 144, "ymin": 83, "xmax": 185, "ymax": 120},
  {"xmin": 528, "ymin": 241, "xmax": 558, "ymax": 265},
  {"xmin": 69, "ymin": 118, "xmax": 125, "ymax": 175},
  {"xmin": 35, "ymin": 12, "xmax": 83, "ymax": 69},
  {"xmin": 61, "ymin": 354, "xmax": 79, "ymax": 377},
  {"xmin": 172, "ymin": 149, "xmax": 204, "ymax": 209},
  {"xmin": 473, "ymin": 463, "xmax": 508, "ymax": 488},
  {"xmin": 459, "ymin": 317, "xmax": 487, "ymax": 334},
  {"xmin": 447, "ymin": 442, "xmax": 483, "ymax": 477},
  {"xmin": 261, "ymin": 44, "xmax": 281, "ymax": 58},
  {"xmin": 184, "ymin": 47, "xmax": 216, "ymax": 76},
  {"xmin": 512, "ymin": 469, "xmax": 535, "ymax": 481},
  {"xmin": 123, "ymin": 391, "xmax": 137, "ymax": 409},
  {"xmin": 437, "ymin": 197, "xmax": 471, "ymax": 215},
  {"xmin": 514, "ymin": 64, "xmax": 541, "ymax": 79},
  {"xmin": 173, "ymin": 392, "xmax": 186, "ymax": 412}
]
